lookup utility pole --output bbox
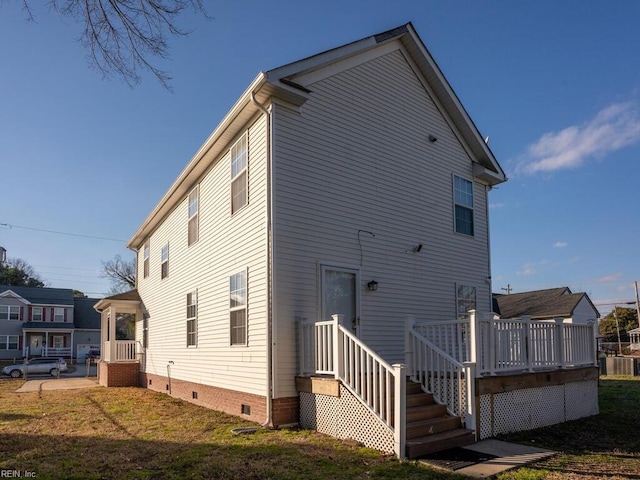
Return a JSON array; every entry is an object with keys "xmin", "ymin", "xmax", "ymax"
[
  {"xmin": 501, "ymin": 284, "xmax": 512, "ymax": 295},
  {"xmin": 614, "ymin": 307, "xmax": 623, "ymax": 356},
  {"xmin": 635, "ymin": 281, "xmax": 640, "ymax": 330}
]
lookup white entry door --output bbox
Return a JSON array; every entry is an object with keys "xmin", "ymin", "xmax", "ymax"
[
  {"xmin": 321, "ymin": 266, "xmax": 360, "ymax": 336},
  {"xmin": 30, "ymin": 335, "xmax": 43, "ymax": 356}
]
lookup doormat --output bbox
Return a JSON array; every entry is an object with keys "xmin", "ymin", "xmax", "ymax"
[{"xmin": 419, "ymin": 447, "xmax": 498, "ymax": 471}]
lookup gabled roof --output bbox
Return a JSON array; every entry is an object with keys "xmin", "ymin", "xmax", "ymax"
[
  {"xmin": 127, "ymin": 22, "xmax": 506, "ymax": 249},
  {"xmin": 73, "ymin": 297, "xmax": 101, "ymax": 330},
  {"xmin": 93, "ymin": 289, "xmax": 141, "ymax": 312},
  {"xmin": 0, "ymin": 285, "xmax": 74, "ymax": 306},
  {"xmin": 493, "ymin": 287, "xmax": 600, "ymax": 319}
]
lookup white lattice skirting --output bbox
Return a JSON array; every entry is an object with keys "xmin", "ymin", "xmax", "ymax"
[
  {"xmin": 300, "ymin": 385, "xmax": 395, "ymax": 453},
  {"xmin": 479, "ymin": 379, "xmax": 599, "ymax": 439}
]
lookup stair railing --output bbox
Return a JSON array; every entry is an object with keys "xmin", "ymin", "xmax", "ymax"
[{"xmin": 405, "ymin": 316, "xmax": 476, "ymax": 430}]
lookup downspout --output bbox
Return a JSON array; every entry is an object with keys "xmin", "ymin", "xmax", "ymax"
[{"xmin": 251, "ymin": 92, "xmax": 274, "ymax": 428}]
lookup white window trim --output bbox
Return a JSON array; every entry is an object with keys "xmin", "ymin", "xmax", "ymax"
[
  {"xmin": 54, "ymin": 307, "xmax": 65, "ymax": 322},
  {"xmin": 143, "ymin": 239, "xmax": 150, "ymax": 278},
  {"xmin": 230, "ymin": 133, "xmax": 248, "ymax": 215},
  {"xmin": 161, "ymin": 243, "xmax": 169, "ymax": 279},
  {"xmin": 186, "ymin": 290, "xmax": 198, "ymax": 347},
  {"xmin": 456, "ymin": 283, "xmax": 477, "ymax": 319},
  {"xmin": 0, "ymin": 305, "xmax": 20, "ymax": 321},
  {"xmin": 229, "ymin": 269, "xmax": 248, "ymax": 346},
  {"xmin": 188, "ymin": 185, "xmax": 199, "ymax": 246},
  {"xmin": 0, "ymin": 335, "xmax": 19, "ymax": 350},
  {"xmin": 453, "ymin": 174, "xmax": 475, "ymax": 236}
]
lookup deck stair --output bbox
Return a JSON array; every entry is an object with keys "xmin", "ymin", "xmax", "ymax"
[{"xmin": 404, "ymin": 380, "xmax": 475, "ymax": 459}]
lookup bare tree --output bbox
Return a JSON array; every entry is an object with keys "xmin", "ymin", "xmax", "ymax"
[
  {"xmin": 101, "ymin": 254, "xmax": 136, "ymax": 294},
  {"xmin": 11, "ymin": 0, "xmax": 210, "ymax": 89}
]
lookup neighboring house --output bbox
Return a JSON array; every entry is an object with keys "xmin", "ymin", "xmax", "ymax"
[
  {"xmin": 493, "ymin": 287, "xmax": 600, "ymax": 324},
  {"xmin": 95, "ymin": 23, "xmax": 599, "ymax": 458},
  {"xmin": 629, "ymin": 327, "xmax": 640, "ymax": 352},
  {"xmin": 0, "ymin": 285, "xmax": 101, "ymax": 361}
]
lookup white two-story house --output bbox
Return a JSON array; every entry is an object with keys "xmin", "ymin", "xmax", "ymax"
[{"xmin": 96, "ymin": 23, "xmax": 598, "ymax": 458}]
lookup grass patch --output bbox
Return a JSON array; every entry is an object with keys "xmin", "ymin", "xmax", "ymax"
[
  {"xmin": 497, "ymin": 375, "xmax": 640, "ymax": 479},
  {"xmin": 0, "ymin": 380, "xmax": 461, "ymax": 479}
]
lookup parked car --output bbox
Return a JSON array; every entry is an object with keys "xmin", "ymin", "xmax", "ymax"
[
  {"xmin": 1, "ymin": 357, "xmax": 68, "ymax": 378},
  {"xmin": 85, "ymin": 349, "xmax": 100, "ymax": 361}
]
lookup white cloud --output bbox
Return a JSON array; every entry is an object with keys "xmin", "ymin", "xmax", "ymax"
[
  {"xmin": 553, "ymin": 241, "xmax": 568, "ymax": 248},
  {"xmin": 516, "ymin": 102, "xmax": 640, "ymax": 174},
  {"xmin": 489, "ymin": 202, "xmax": 505, "ymax": 209},
  {"xmin": 517, "ymin": 264, "xmax": 536, "ymax": 276},
  {"xmin": 596, "ymin": 273, "xmax": 623, "ymax": 283}
]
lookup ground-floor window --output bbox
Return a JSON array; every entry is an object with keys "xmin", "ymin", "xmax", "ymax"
[
  {"xmin": 53, "ymin": 336, "xmax": 64, "ymax": 349},
  {"xmin": 0, "ymin": 335, "xmax": 19, "ymax": 350}
]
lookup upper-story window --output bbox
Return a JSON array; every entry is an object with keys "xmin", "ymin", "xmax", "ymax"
[
  {"xmin": 453, "ymin": 175, "xmax": 474, "ymax": 236},
  {"xmin": 54, "ymin": 308, "xmax": 65, "ymax": 322},
  {"xmin": 161, "ymin": 243, "xmax": 169, "ymax": 279},
  {"xmin": 188, "ymin": 186, "xmax": 199, "ymax": 246},
  {"xmin": 143, "ymin": 239, "xmax": 150, "ymax": 278},
  {"xmin": 32, "ymin": 307, "xmax": 43, "ymax": 321},
  {"xmin": 230, "ymin": 270, "xmax": 247, "ymax": 345},
  {"xmin": 0, "ymin": 305, "xmax": 20, "ymax": 321},
  {"xmin": 231, "ymin": 134, "xmax": 248, "ymax": 214}
]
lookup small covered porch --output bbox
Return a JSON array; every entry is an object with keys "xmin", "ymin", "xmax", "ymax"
[
  {"xmin": 93, "ymin": 290, "xmax": 143, "ymax": 387},
  {"xmin": 21, "ymin": 325, "xmax": 73, "ymax": 359}
]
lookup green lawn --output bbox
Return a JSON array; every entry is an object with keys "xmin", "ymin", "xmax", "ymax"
[
  {"xmin": 0, "ymin": 379, "xmax": 460, "ymax": 479},
  {"xmin": 1, "ymin": 376, "xmax": 638, "ymax": 479},
  {"xmin": 497, "ymin": 375, "xmax": 640, "ymax": 480}
]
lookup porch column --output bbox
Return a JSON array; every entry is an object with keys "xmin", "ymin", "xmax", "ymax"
[
  {"xmin": 101, "ymin": 309, "xmax": 108, "ymax": 361},
  {"xmin": 22, "ymin": 331, "xmax": 26, "ymax": 358},
  {"xmin": 45, "ymin": 331, "xmax": 49, "ymax": 357},
  {"xmin": 70, "ymin": 329, "xmax": 75, "ymax": 360},
  {"xmin": 109, "ymin": 307, "xmax": 117, "ymax": 362}
]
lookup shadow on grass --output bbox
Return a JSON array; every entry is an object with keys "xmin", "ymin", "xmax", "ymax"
[
  {"xmin": 0, "ymin": 432, "xmax": 458, "ymax": 480},
  {"xmin": 0, "ymin": 413, "xmax": 35, "ymax": 422}
]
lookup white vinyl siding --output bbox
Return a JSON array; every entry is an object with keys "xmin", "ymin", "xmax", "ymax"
[
  {"xmin": 271, "ymin": 46, "xmax": 493, "ymax": 396},
  {"xmin": 135, "ymin": 115, "xmax": 268, "ymax": 397}
]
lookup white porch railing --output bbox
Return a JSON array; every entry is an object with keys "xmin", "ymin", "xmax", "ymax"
[
  {"xmin": 406, "ymin": 317, "xmax": 475, "ymax": 427},
  {"xmin": 103, "ymin": 340, "xmax": 137, "ymax": 362},
  {"xmin": 300, "ymin": 315, "xmax": 406, "ymax": 458}
]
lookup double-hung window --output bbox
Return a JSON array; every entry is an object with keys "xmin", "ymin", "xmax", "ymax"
[
  {"xmin": 143, "ymin": 240, "xmax": 150, "ymax": 278},
  {"xmin": 0, "ymin": 305, "xmax": 20, "ymax": 321},
  {"xmin": 161, "ymin": 244, "xmax": 169, "ymax": 279},
  {"xmin": 453, "ymin": 175, "xmax": 474, "ymax": 236},
  {"xmin": 231, "ymin": 135, "xmax": 248, "ymax": 214},
  {"xmin": 230, "ymin": 270, "xmax": 247, "ymax": 345},
  {"xmin": 32, "ymin": 307, "xmax": 43, "ymax": 321},
  {"xmin": 0, "ymin": 335, "xmax": 19, "ymax": 350},
  {"xmin": 54, "ymin": 308, "xmax": 65, "ymax": 322},
  {"xmin": 188, "ymin": 186, "xmax": 199, "ymax": 246},
  {"xmin": 456, "ymin": 284, "xmax": 477, "ymax": 319},
  {"xmin": 186, "ymin": 290, "xmax": 197, "ymax": 347}
]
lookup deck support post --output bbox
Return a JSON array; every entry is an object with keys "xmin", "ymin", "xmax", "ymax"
[
  {"xmin": 332, "ymin": 314, "xmax": 344, "ymax": 380},
  {"xmin": 555, "ymin": 317, "xmax": 566, "ymax": 369},
  {"xmin": 392, "ymin": 363, "xmax": 406, "ymax": 459}
]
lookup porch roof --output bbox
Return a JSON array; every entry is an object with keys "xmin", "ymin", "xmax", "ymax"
[
  {"xmin": 493, "ymin": 287, "xmax": 599, "ymax": 319},
  {"xmin": 22, "ymin": 322, "xmax": 73, "ymax": 331}
]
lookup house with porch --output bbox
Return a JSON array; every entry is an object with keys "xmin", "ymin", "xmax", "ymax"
[
  {"xmin": 0, "ymin": 285, "xmax": 101, "ymax": 361},
  {"xmin": 95, "ymin": 23, "xmax": 599, "ymax": 459}
]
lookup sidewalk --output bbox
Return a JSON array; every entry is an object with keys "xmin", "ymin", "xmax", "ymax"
[
  {"xmin": 14, "ymin": 363, "xmax": 101, "ymax": 393},
  {"xmin": 418, "ymin": 439, "xmax": 556, "ymax": 478}
]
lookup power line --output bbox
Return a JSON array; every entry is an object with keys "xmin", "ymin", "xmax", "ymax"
[{"xmin": 0, "ymin": 222, "xmax": 127, "ymax": 243}]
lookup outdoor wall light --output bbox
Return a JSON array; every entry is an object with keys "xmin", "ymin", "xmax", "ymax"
[
  {"xmin": 367, "ymin": 280, "xmax": 379, "ymax": 291},
  {"xmin": 428, "ymin": 134, "xmax": 438, "ymax": 143}
]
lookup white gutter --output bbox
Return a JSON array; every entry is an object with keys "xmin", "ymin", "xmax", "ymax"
[{"xmin": 251, "ymin": 92, "xmax": 274, "ymax": 428}]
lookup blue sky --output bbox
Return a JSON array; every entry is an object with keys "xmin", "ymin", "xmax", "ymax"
[{"xmin": 0, "ymin": 1, "xmax": 638, "ymax": 314}]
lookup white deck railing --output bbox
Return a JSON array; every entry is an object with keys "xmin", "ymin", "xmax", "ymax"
[
  {"xmin": 103, "ymin": 340, "xmax": 137, "ymax": 362},
  {"xmin": 300, "ymin": 315, "xmax": 405, "ymax": 457},
  {"xmin": 406, "ymin": 319, "xmax": 474, "ymax": 426}
]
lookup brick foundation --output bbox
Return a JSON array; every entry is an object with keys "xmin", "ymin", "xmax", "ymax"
[
  {"xmin": 140, "ymin": 372, "xmax": 300, "ymax": 427},
  {"xmin": 98, "ymin": 362, "xmax": 140, "ymax": 387}
]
